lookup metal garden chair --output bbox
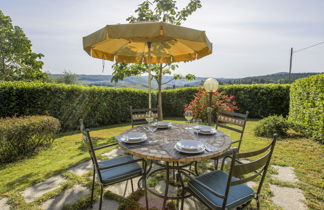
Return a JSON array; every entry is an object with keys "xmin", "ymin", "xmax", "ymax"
[
  {"xmin": 180, "ymin": 134, "xmax": 277, "ymax": 210},
  {"xmin": 130, "ymin": 106, "xmax": 159, "ymax": 127},
  {"xmin": 80, "ymin": 119, "xmax": 148, "ymax": 210},
  {"xmin": 213, "ymin": 110, "xmax": 249, "ymax": 169}
]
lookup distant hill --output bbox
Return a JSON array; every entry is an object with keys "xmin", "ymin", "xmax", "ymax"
[
  {"xmin": 50, "ymin": 72, "xmax": 323, "ymax": 89},
  {"xmin": 221, "ymin": 72, "xmax": 322, "ymax": 84}
]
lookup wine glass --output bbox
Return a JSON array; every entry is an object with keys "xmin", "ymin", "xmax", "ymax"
[
  {"xmin": 193, "ymin": 118, "xmax": 202, "ymax": 125},
  {"xmin": 184, "ymin": 110, "xmax": 193, "ymax": 129},
  {"xmin": 145, "ymin": 111, "xmax": 154, "ymax": 125},
  {"xmin": 148, "ymin": 119, "xmax": 158, "ymax": 132}
]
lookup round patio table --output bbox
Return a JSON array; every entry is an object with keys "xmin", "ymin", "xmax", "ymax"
[{"xmin": 115, "ymin": 123, "xmax": 232, "ymax": 208}]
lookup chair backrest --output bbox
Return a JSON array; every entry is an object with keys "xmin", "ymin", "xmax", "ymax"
[
  {"xmin": 216, "ymin": 110, "xmax": 249, "ymax": 150},
  {"xmin": 130, "ymin": 106, "xmax": 159, "ymax": 127},
  {"xmin": 222, "ymin": 135, "xmax": 277, "ymax": 208},
  {"xmin": 79, "ymin": 119, "xmax": 103, "ymax": 182}
]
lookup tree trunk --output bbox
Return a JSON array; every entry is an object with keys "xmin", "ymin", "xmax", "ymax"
[{"xmin": 158, "ymin": 64, "xmax": 163, "ymax": 120}]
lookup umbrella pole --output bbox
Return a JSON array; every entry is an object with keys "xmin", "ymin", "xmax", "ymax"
[{"xmin": 148, "ymin": 42, "xmax": 152, "ymax": 109}]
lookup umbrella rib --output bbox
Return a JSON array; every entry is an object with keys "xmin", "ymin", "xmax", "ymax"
[
  {"xmin": 160, "ymin": 42, "xmax": 173, "ymax": 62},
  {"xmin": 176, "ymin": 39, "xmax": 199, "ymax": 56},
  {"xmin": 112, "ymin": 41, "xmax": 132, "ymax": 59}
]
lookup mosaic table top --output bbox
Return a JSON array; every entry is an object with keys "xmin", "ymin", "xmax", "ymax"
[{"xmin": 116, "ymin": 123, "xmax": 232, "ymax": 162}]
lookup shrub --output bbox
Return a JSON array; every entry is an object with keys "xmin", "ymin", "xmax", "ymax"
[
  {"xmin": 0, "ymin": 115, "xmax": 61, "ymax": 163},
  {"xmin": 254, "ymin": 115, "xmax": 289, "ymax": 138},
  {"xmin": 161, "ymin": 87, "xmax": 198, "ymax": 117},
  {"xmin": 162, "ymin": 84, "xmax": 290, "ymax": 118},
  {"xmin": 220, "ymin": 84, "xmax": 290, "ymax": 118},
  {"xmin": 0, "ymin": 81, "xmax": 149, "ymax": 130},
  {"xmin": 184, "ymin": 87, "xmax": 238, "ymax": 121},
  {"xmin": 288, "ymin": 74, "xmax": 324, "ymax": 143},
  {"xmin": 0, "ymin": 82, "xmax": 290, "ymax": 130}
]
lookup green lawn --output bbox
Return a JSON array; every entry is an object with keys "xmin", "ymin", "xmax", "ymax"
[{"xmin": 0, "ymin": 120, "xmax": 323, "ymax": 209}]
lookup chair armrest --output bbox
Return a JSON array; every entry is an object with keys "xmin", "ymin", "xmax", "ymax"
[
  {"xmin": 94, "ymin": 142, "xmax": 118, "ymax": 151},
  {"xmin": 180, "ymin": 170, "xmax": 225, "ymax": 199},
  {"xmin": 231, "ymin": 140, "xmax": 241, "ymax": 144},
  {"xmin": 99, "ymin": 158, "xmax": 144, "ymax": 170},
  {"xmin": 220, "ymin": 154, "xmax": 244, "ymax": 170}
]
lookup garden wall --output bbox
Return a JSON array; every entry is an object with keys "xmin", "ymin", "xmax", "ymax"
[
  {"xmin": 0, "ymin": 82, "xmax": 290, "ymax": 130},
  {"xmin": 288, "ymin": 74, "xmax": 324, "ymax": 143}
]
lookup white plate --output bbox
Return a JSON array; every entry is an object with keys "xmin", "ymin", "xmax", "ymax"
[
  {"xmin": 176, "ymin": 139, "xmax": 204, "ymax": 151},
  {"xmin": 174, "ymin": 143, "xmax": 205, "ymax": 154},
  {"xmin": 121, "ymin": 132, "xmax": 147, "ymax": 144},
  {"xmin": 194, "ymin": 125, "xmax": 217, "ymax": 135},
  {"xmin": 155, "ymin": 121, "xmax": 171, "ymax": 128}
]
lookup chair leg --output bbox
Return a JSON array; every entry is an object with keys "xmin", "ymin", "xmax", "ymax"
[
  {"xmin": 144, "ymin": 176, "xmax": 149, "ymax": 210},
  {"xmin": 130, "ymin": 179, "xmax": 134, "ymax": 193},
  {"xmin": 123, "ymin": 179, "xmax": 129, "ymax": 197},
  {"xmin": 214, "ymin": 158, "xmax": 219, "ymax": 170},
  {"xmin": 180, "ymin": 188, "xmax": 185, "ymax": 210},
  {"xmin": 178, "ymin": 166, "xmax": 185, "ymax": 210},
  {"xmin": 99, "ymin": 184, "xmax": 103, "ymax": 210},
  {"xmin": 162, "ymin": 162, "xmax": 170, "ymax": 209},
  {"xmin": 194, "ymin": 161, "xmax": 199, "ymax": 176},
  {"xmin": 143, "ymin": 161, "xmax": 149, "ymax": 210},
  {"xmin": 91, "ymin": 168, "xmax": 95, "ymax": 207},
  {"xmin": 256, "ymin": 196, "xmax": 260, "ymax": 209}
]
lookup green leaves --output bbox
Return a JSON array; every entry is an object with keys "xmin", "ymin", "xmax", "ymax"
[
  {"xmin": 254, "ymin": 115, "xmax": 290, "ymax": 138},
  {"xmin": 0, "ymin": 115, "xmax": 61, "ymax": 163},
  {"xmin": 288, "ymin": 74, "xmax": 324, "ymax": 143},
  {"xmin": 55, "ymin": 71, "xmax": 79, "ymax": 84},
  {"xmin": 161, "ymin": 84, "xmax": 291, "ymax": 118},
  {"xmin": 0, "ymin": 10, "xmax": 47, "ymax": 81}
]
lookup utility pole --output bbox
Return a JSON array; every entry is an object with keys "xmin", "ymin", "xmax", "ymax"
[
  {"xmin": 288, "ymin": 41, "xmax": 324, "ymax": 82},
  {"xmin": 288, "ymin": 48, "xmax": 293, "ymax": 83}
]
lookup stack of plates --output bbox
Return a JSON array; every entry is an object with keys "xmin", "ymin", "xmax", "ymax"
[
  {"xmin": 175, "ymin": 139, "xmax": 205, "ymax": 154},
  {"xmin": 155, "ymin": 121, "xmax": 172, "ymax": 129},
  {"xmin": 194, "ymin": 125, "xmax": 217, "ymax": 135},
  {"xmin": 121, "ymin": 132, "xmax": 147, "ymax": 144}
]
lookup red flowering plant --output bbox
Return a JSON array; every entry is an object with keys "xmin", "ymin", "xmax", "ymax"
[{"xmin": 184, "ymin": 87, "xmax": 239, "ymax": 122}]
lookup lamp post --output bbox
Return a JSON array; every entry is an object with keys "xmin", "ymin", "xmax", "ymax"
[{"xmin": 203, "ymin": 78, "xmax": 219, "ymax": 126}]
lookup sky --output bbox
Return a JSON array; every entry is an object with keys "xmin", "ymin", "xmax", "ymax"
[{"xmin": 2, "ymin": 0, "xmax": 324, "ymax": 78}]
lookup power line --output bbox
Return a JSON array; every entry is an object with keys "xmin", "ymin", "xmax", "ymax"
[{"xmin": 294, "ymin": 41, "xmax": 324, "ymax": 53}]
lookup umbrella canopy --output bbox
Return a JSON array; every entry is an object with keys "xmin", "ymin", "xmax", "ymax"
[
  {"xmin": 83, "ymin": 22, "xmax": 212, "ymax": 109},
  {"xmin": 83, "ymin": 22, "xmax": 212, "ymax": 64}
]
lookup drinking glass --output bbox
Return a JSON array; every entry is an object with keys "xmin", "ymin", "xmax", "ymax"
[
  {"xmin": 148, "ymin": 119, "xmax": 158, "ymax": 132},
  {"xmin": 184, "ymin": 110, "xmax": 193, "ymax": 129},
  {"xmin": 145, "ymin": 111, "xmax": 154, "ymax": 124},
  {"xmin": 193, "ymin": 118, "xmax": 202, "ymax": 125}
]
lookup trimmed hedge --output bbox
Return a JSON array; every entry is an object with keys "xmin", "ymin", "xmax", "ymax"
[
  {"xmin": 161, "ymin": 87, "xmax": 198, "ymax": 117},
  {"xmin": 0, "ymin": 82, "xmax": 149, "ymax": 130},
  {"xmin": 0, "ymin": 82, "xmax": 290, "ymax": 130},
  {"xmin": 0, "ymin": 115, "xmax": 61, "ymax": 163},
  {"xmin": 162, "ymin": 84, "xmax": 290, "ymax": 118},
  {"xmin": 289, "ymin": 74, "xmax": 324, "ymax": 143}
]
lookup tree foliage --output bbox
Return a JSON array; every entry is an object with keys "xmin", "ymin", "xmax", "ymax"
[
  {"xmin": 55, "ymin": 70, "xmax": 79, "ymax": 84},
  {"xmin": 111, "ymin": 0, "xmax": 202, "ymax": 118},
  {"xmin": 0, "ymin": 10, "xmax": 47, "ymax": 81},
  {"xmin": 112, "ymin": 0, "xmax": 201, "ymax": 84}
]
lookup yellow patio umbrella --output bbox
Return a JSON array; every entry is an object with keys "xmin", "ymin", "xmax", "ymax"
[{"xmin": 83, "ymin": 22, "xmax": 212, "ymax": 109}]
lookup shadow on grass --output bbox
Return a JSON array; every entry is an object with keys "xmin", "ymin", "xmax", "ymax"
[
  {"xmin": 56, "ymin": 123, "xmax": 130, "ymax": 138},
  {"xmin": 4, "ymin": 172, "xmax": 36, "ymax": 192}
]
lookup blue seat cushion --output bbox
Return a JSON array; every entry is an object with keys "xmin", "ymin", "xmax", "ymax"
[
  {"xmin": 98, "ymin": 155, "xmax": 142, "ymax": 185},
  {"xmin": 188, "ymin": 170, "xmax": 254, "ymax": 209}
]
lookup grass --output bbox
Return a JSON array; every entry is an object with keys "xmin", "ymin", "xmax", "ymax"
[
  {"xmin": 0, "ymin": 123, "xmax": 130, "ymax": 195},
  {"xmin": 0, "ymin": 119, "xmax": 323, "ymax": 209}
]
